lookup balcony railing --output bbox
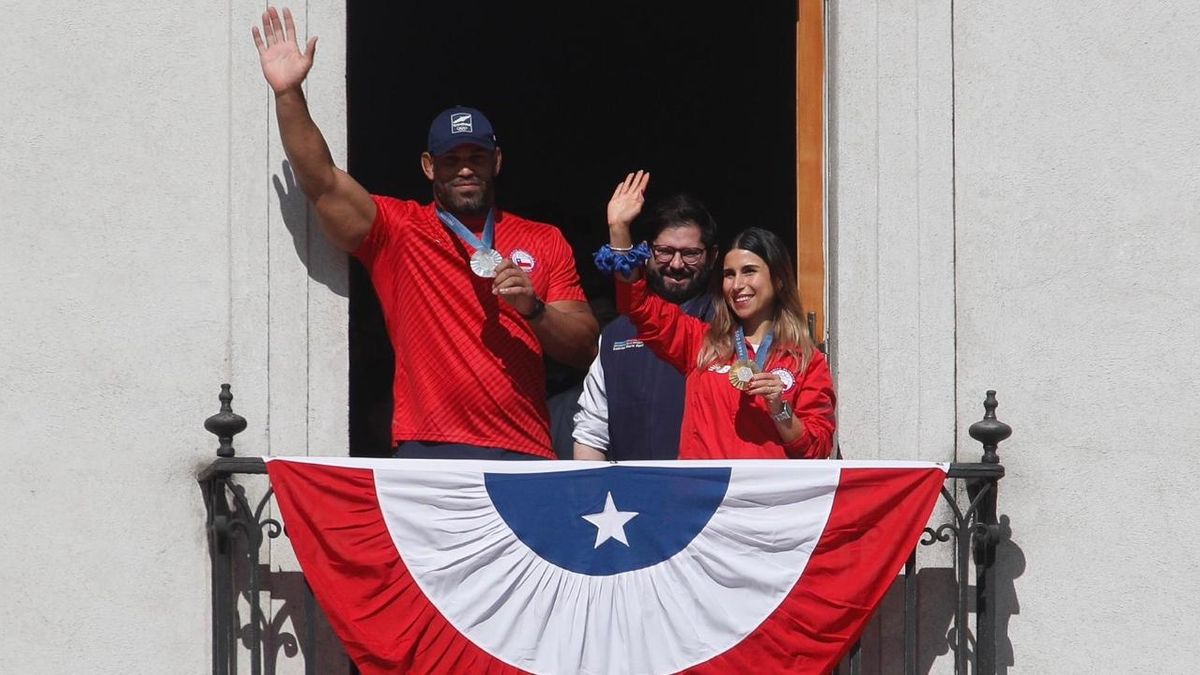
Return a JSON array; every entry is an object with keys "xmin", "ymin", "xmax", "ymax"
[{"xmin": 199, "ymin": 386, "xmax": 1011, "ymax": 675}]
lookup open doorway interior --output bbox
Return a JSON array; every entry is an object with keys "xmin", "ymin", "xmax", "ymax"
[{"xmin": 348, "ymin": 0, "xmax": 798, "ymax": 456}]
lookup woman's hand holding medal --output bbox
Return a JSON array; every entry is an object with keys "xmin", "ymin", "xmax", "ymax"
[{"xmin": 745, "ymin": 371, "xmax": 787, "ymax": 410}]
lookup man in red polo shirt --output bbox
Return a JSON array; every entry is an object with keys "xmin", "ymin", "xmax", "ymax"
[{"xmin": 253, "ymin": 7, "xmax": 598, "ymax": 459}]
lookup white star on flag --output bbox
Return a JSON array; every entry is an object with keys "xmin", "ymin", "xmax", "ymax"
[{"xmin": 581, "ymin": 492, "xmax": 639, "ymax": 549}]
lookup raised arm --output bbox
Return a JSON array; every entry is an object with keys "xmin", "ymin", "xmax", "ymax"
[
  {"xmin": 606, "ymin": 170, "xmax": 650, "ymax": 283},
  {"xmin": 605, "ymin": 170, "xmax": 704, "ymax": 372},
  {"xmin": 616, "ymin": 278, "xmax": 704, "ymax": 374},
  {"xmin": 253, "ymin": 6, "xmax": 375, "ymax": 252}
]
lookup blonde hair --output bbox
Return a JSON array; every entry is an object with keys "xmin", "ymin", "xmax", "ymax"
[{"xmin": 697, "ymin": 227, "xmax": 815, "ymax": 371}]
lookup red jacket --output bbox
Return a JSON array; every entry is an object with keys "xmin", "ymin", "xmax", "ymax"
[{"xmin": 618, "ymin": 278, "xmax": 836, "ymax": 459}]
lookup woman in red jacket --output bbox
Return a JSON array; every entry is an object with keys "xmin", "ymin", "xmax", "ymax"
[{"xmin": 601, "ymin": 171, "xmax": 835, "ymax": 459}]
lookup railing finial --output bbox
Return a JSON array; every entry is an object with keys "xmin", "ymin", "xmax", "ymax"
[
  {"xmin": 969, "ymin": 389, "xmax": 1011, "ymax": 464},
  {"xmin": 204, "ymin": 383, "xmax": 247, "ymax": 458}
]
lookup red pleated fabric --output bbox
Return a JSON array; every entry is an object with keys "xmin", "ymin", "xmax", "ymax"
[
  {"xmin": 685, "ymin": 467, "xmax": 946, "ymax": 674},
  {"xmin": 266, "ymin": 460, "xmax": 525, "ymax": 674},
  {"xmin": 267, "ymin": 461, "xmax": 944, "ymax": 675}
]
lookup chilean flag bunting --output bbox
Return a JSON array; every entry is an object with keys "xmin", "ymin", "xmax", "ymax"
[{"xmin": 265, "ymin": 458, "xmax": 947, "ymax": 674}]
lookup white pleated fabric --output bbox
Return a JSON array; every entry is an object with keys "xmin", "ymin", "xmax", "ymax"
[{"xmin": 372, "ymin": 460, "xmax": 840, "ymax": 675}]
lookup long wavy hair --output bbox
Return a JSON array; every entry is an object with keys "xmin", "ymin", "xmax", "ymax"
[{"xmin": 697, "ymin": 227, "xmax": 815, "ymax": 370}]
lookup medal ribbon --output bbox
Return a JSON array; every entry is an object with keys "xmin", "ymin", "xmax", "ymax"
[
  {"xmin": 734, "ymin": 325, "xmax": 774, "ymax": 370},
  {"xmin": 437, "ymin": 208, "xmax": 496, "ymax": 252}
]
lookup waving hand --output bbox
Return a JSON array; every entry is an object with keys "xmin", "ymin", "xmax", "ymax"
[
  {"xmin": 252, "ymin": 7, "xmax": 318, "ymax": 95},
  {"xmin": 607, "ymin": 170, "xmax": 651, "ymax": 237}
]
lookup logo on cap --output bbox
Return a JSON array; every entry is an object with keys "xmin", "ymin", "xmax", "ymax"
[{"xmin": 450, "ymin": 113, "xmax": 474, "ymax": 134}]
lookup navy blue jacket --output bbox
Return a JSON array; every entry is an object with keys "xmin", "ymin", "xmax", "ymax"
[{"xmin": 599, "ymin": 294, "xmax": 712, "ymax": 460}]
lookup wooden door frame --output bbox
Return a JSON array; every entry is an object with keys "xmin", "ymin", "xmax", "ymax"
[{"xmin": 796, "ymin": 0, "xmax": 826, "ymax": 344}]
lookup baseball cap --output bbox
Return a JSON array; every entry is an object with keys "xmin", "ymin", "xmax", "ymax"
[{"xmin": 427, "ymin": 105, "xmax": 498, "ymax": 156}]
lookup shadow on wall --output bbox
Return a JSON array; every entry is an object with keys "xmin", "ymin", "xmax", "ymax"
[
  {"xmin": 273, "ymin": 160, "xmax": 350, "ymax": 298},
  {"xmin": 988, "ymin": 515, "xmax": 1022, "ymax": 675},
  {"xmin": 231, "ymin": 563, "xmax": 353, "ymax": 675},
  {"xmin": 849, "ymin": 515, "xmax": 1023, "ymax": 674}
]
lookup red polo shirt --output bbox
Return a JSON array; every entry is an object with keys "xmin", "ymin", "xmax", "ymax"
[{"xmin": 355, "ymin": 197, "xmax": 587, "ymax": 457}]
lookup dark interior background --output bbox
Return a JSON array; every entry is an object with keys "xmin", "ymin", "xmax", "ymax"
[{"xmin": 348, "ymin": 1, "xmax": 797, "ymax": 456}]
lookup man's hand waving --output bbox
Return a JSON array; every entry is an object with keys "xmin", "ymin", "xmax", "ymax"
[
  {"xmin": 605, "ymin": 170, "xmax": 650, "ymax": 282},
  {"xmin": 252, "ymin": 7, "xmax": 317, "ymax": 95},
  {"xmin": 251, "ymin": 5, "xmax": 375, "ymax": 252},
  {"xmin": 607, "ymin": 170, "xmax": 650, "ymax": 246}
]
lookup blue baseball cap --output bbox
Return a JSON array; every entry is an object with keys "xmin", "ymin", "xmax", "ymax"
[{"xmin": 427, "ymin": 105, "xmax": 498, "ymax": 156}]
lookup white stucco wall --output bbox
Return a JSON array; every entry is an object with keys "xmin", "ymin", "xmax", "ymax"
[
  {"xmin": 0, "ymin": 2, "xmax": 347, "ymax": 673},
  {"xmin": 827, "ymin": 2, "xmax": 960, "ymax": 669},
  {"xmin": 831, "ymin": 1, "xmax": 1200, "ymax": 672},
  {"xmin": 5, "ymin": 1, "xmax": 1197, "ymax": 672}
]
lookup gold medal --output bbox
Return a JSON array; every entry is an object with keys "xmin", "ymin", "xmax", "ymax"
[
  {"xmin": 728, "ymin": 359, "xmax": 760, "ymax": 390},
  {"xmin": 730, "ymin": 325, "xmax": 772, "ymax": 390}
]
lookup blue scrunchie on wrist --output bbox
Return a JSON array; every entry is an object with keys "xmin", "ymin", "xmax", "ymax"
[{"xmin": 594, "ymin": 241, "xmax": 652, "ymax": 277}]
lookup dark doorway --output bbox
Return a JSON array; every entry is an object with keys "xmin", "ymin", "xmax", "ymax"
[{"xmin": 348, "ymin": 1, "xmax": 797, "ymax": 456}]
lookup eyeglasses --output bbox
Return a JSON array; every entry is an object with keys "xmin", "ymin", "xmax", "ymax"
[{"xmin": 651, "ymin": 245, "xmax": 707, "ymax": 264}]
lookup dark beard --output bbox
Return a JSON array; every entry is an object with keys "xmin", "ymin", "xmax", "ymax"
[
  {"xmin": 647, "ymin": 267, "xmax": 709, "ymax": 304},
  {"xmin": 433, "ymin": 180, "xmax": 493, "ymax": 217}
]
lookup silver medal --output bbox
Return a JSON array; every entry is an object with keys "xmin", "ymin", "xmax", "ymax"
[{"xmin": 470, "ymin": 248, "xmax": 504, "ymax": 278}]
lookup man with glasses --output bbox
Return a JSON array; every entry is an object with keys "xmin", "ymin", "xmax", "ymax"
[{"xmin": 573, "ymin": 193, "xmax": 719, "ymax": 460}]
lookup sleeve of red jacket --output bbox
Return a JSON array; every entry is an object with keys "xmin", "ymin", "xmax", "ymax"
[
  {"xmin": 782, "ymin": 350, "xmax": 837, "ymax": 459},
  {"xmin": 615, "ymin": 277, "xmax": 705, "ymax": 374}
]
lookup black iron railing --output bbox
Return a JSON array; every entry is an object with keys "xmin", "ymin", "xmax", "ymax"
[
  {"xmin": 836, "ymin": 390, "xmax": 1010, "ymax": 675},
  {"xmin": 199, "ymin": 387, "xmax": 1010, "ymax": 675},
  {"xmin": 199, "ymin": 386, "xmax": 351, "ymax": 675}
]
